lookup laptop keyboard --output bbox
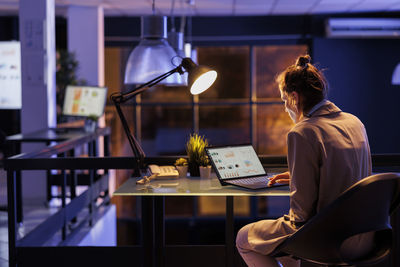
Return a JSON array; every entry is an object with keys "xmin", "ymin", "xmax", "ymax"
[{"xmin": 228, "ymin": 176, "xmax": 271, "ymax": 185}]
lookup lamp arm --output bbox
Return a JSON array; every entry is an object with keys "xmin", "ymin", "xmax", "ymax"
[
  {"xmin": 112, "ymin": 100, "xmax": 144, "ymax": 176},
  {"xmin": 110, "ymin": 65, "xmax": 183, "ymax": 176},
  {"xmin": 111, "ymin": 66, "xmax": 182, "ymax": 104}
]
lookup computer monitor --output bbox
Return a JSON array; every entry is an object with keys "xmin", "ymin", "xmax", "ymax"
[{"xmin": 62, "ymin": 85, "xmax": 107, "ymax": 118}]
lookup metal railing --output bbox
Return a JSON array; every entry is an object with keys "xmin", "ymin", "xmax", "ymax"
[
  {"xmin": 4, "ymin": 128, "xmax": 115, "ymax": 266},
  {"xmin": 4, "ymin": 132, "xmax": 400, "ymax": 267}
]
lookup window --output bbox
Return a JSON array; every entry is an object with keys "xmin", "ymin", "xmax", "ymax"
[
  {"xmin": 105, "ymin": 44, "xmax": 306, "ymax": 156},
  {"xmin": 105, "ymin": 44, "xmax": 308, "ymax": 229}
]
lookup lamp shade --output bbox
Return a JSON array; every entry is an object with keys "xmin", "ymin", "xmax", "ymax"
[
  {"xmin": 124, "ymin": 16, "xmax": 183, "ymax": 85},
  {"xmin": 181, "ymin": 58, "xmax": 217, "ymax": 95},
  {"xmin": 189, "ymin": 68, "xmax": 217, "ymax": 95}
]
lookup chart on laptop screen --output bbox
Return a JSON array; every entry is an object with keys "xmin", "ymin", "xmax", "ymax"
[{"xmin": 207, "ymin": 145, "xmax": 266, "ymax": 179}]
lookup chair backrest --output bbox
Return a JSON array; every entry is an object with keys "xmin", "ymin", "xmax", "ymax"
[{"xmin": 273, "ymin": 173, "xmax": 400, "ymax": 266}]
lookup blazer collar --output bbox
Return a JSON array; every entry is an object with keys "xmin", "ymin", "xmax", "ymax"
[{"xmin": 308, "ymin": 100, "xmax": 341, "ymax": 118}]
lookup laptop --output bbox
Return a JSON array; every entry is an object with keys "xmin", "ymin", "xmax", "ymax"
[
  {"xmin": 52, "ymin": 85, "xmax": 108, "ymax": 133},
  {"xmin": 205, "ymin": 144, "xmax": 285, "ymax": 190},
  {"xmin": 62, "ymin": 85, "xmax": 108, "ymax": 119}
]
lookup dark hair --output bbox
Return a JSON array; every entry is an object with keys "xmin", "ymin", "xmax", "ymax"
[{"xmin": 276, "ymin": 55, "xmax": 328, "ymax": 114}]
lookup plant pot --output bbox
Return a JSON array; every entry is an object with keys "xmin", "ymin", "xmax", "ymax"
[
  {"xmin": 199, "ymin": 165, "xmax": 211, "ymax": 179},
  {"xmin": 176, "ymin": 165, "xmax": 188, "ymax": 178},
  {"xmin": 84, "ymin": 120, "xmax": 97, "ymax": 133},
  {"xmin": 188, "ymin": 162, "xmax": 200, "ymax": 177}
]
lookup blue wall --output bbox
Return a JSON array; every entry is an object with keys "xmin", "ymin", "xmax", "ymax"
[{"xmin": 313, "ymin": 38, "xmax": 400, "ymax": 153}]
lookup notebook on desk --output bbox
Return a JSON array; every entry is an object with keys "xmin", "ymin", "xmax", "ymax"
[{"xmin": 205, "ymin": 144, "xmax": 285, "ymax": 190}]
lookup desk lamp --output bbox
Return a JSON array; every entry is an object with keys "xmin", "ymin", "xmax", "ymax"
[{"xmin": 111, "ymin": 57, "xmax": 217, "ymax": 176}]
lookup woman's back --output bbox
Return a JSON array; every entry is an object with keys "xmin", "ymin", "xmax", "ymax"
[{"xmin": 288, "ymin": 101, "xmax": 372, "ymax": 222}]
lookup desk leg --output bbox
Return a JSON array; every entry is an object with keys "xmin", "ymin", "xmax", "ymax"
[
  {"xmin": 104, "ymin": 134, "xmax": 110, "ymax": 157},
  {"xmin": 88, "ymin": 141, "xmax": 95, "ymax": 227},
  {"xmin": 88, "ymin": 169, "xmax": 94, "ymax": 227},
  {"xmin": 7, "ymin": 171, "xmax": 17, "ymax": 267},
  {"xmin": 155, "ymin": 197, "xmax": 165, "ymax": 267},
  {"xmin": 61, "ymin": 169, "xmax": 67, "ymax": 240},
  {"xmin": 142, "ymin": 196, "xmax": 154, "ymax": 267},
  {"xmin": 16, "ymin": 170, "xmax": 23, "ymax": 223},
  {"xmin": 226, "ymin": 196, "xmax": 234, "ymax": 267},
  {"xmin": 46, "ymin": 169, "xmax": 52, "ymax": 202},
  {"xmin": 69, "ymin": 149, "xmax": 76, "ymax": 200},
  {"xmin": 9, "ymin": 142, "xmax": 23, "ymax": 223},
  {"xmin": 141, "ymin": 196, "xmax": 165, "ymax": 267}
]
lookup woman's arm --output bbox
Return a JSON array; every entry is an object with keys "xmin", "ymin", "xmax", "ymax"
[{"xmin": 287, "ymin": 131, "xmax": 319, "ymax": 223}]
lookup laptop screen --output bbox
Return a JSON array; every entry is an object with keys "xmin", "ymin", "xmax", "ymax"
[
  {"xmin": 62, "ymin": 85, "xmax": 107, "ymax": 118},
  {"xmin": 206, "ymin": 144, "xmax": 266, "ymax": 180}
]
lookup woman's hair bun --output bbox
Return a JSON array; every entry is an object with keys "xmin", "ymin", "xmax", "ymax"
[{"xmin": 296, "ymin": 55, "xmax": 311, "ymax": 68}]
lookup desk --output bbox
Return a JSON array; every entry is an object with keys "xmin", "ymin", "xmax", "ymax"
[
  {"xmin": 6, "ymin": 127, "xmax": 111, "ymax": 222},
  {"xmin": 114, "ymin": 172, "xmax": 289, "ymax": 267},
  {"xmin": 6, "ymin": 127, "xmax": 87, "ymax": 143}
]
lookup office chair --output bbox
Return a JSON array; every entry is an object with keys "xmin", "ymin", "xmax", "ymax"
[{"xmin": 271, "ymin": 173, "xmax": 400, "ymax": 266}]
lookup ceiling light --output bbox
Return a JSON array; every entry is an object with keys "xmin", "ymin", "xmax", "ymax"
[{"xmin": 124, "ymin": 16, "xmax": 183, "ymax": 85}]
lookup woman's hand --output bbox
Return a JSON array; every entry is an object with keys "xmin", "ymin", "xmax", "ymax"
[{"xmin": 268, "ymin": 171, "xmax": 290, "ymax": 187}]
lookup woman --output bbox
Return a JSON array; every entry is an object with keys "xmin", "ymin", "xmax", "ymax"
[{"xmin": 236, "ymin": 55, "xmax": 374, "ymax": 267}]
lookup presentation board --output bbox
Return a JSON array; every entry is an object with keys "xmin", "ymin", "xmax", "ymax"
[{"xmin": 0, "ymin": 41, "xmax": 21, "ymax": 109}]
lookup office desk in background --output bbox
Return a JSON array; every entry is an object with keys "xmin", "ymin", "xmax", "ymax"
[
  {"xmin": 6, "ymin": 127, "xmax": 88, "ymax": 143},
  {"xmin": 114, "ymin": 171, "xmax": 289, "ymax": 267},
  {"xmin": 5, "ymin": 127, "xmax": 111, "ymax": 222}
]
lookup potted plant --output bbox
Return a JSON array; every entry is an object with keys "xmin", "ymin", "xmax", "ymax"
[
  {"xmin": 186, "ymin": 133, "xmax": 209, "ymax": 177},
  {"xmin": 84, "ymin": 114, "xmax": 98, "ymax": 133},
  {"xmin": 174, "ymin": 157, "xmax": 188, "ymax": 178},
  {"xmin": 199, "ymin": 155, "xmax": 211, "ymax": 179}
]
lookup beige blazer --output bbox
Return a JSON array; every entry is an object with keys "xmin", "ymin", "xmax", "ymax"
[{"xmin": 248, "ymin": 101, "xmax": 372, "ymax": 256}]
